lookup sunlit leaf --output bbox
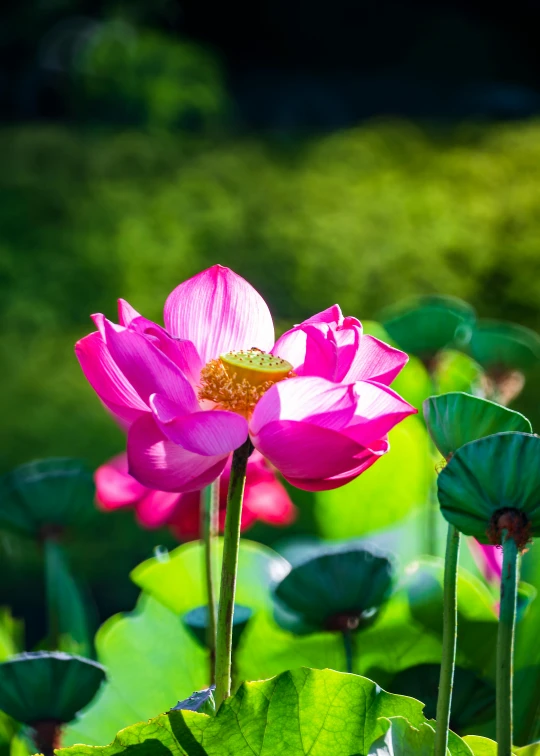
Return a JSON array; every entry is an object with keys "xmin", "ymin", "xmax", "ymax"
[
  {"xmin": 63, "ymin": 595, "xmax": 207, "ymax": 747},
  {"xmin": 369, "ymin": 717, "xmax": 473, "ymax": 755},
  {"xmin": 59, "ymin": 668, "xmax": 429, "ymax": 756},
  {"xmin": 131, "ymin": 539, "xmax": 290, "ymax": 614}
]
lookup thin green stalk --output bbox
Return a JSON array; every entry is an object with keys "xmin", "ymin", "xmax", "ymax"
[
  {"xmin": 44, "ymin": 537, "xmax": 61, "ymax": 649},
  {"xmin": 342, "ymin": 630, "xmax": 354, "ymax": 674},
  {"xmin": 427, "ymin": 486, "xmax": 439, "ymax": 556},
  {"xmin": 496, "ymin": 531, "xmax": 519, "ymax": 756},
  {"xmin": 201, "ymin": 480, "xmax": 219, "ymax": 684},
  {"xmin": 434, "ymin": 524, "xmax": 461, "ymax": 756},
  {"xmin": 214, "ymin": 440, "xmax": 251, "ymax": 708}
]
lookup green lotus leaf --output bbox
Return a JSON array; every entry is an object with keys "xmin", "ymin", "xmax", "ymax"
[
  {"xmin": 64, "ymin": 541, "xmax": 287, "ymax": 747},
  {"xmin": 389, "ymin": 664, "xmax": 494, "ymax": 731},
  {"xmin": 437, "ymin": 432, "xmax": 540, "ymax": 542},
  {"xmin": 131, "ymin": 538, "xmax": 290, "ymax": 614},
  {"xmin": 423, "ymin": 392, "xmax": 532, "ymax": 458},
  {"xmin": 58, "ymin": 667, "xmax": 428, "ymax": 756},
  {"xmin": 462, "ymin": 736, "xmax": 504, "ymax": 755},
  {"xmin": 404, "ymin": 558, "xmax": 498, "ymax": 677},
  {"xmin": 273, "ymin": 543, "xmax": 395, "ymax": 634},
  {"xmin": 314, "ymin": 417, "xmax": 434, "ymax": 540},
  {"xmin": 236, "ymin": 586, "xmax": 445, "ymax": 685},
  {"xmin": 0, "ymin": 459, "xmax": 95, "ymax": 537},
  {"xmin": 0, "ymin": 652, "xmax": 105, "ymax": 725},
  {"xmin": 467, "ymin": 320, "xmax": 540, "ymax": 372},
  {"xmin": 63, "ymin": 594, "xmax": 207, "ymax": 747},
  {"xmin": 380, "ymin": 295, "xmax": 476, "ymax": 361},
  {"xmin": 515, "ymin": 744, "xmax": 540, "ymax": 755},
  {"xmin": 368, "ymin": 716, "xmax": 473, "ymax": 756},
  {"xmin": 182, "ymin": 604, "xmax": 252, "ymax": 650}
]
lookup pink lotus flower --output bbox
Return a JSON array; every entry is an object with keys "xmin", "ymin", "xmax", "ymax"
[
  {"xmin": 75, "ymin": 265, "xmax": 416, "ymax": 492},
  {"xmin": 95, "ymin": 450, "xmax": 296, "ymax": 540},
  {"xmin": 469, "ymin": 539, "xmax": 503, "ymax": 584}
]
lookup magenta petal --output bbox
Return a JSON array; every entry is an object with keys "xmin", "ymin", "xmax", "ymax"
[
  {"xmin": 274, "ymin": 324, "xmax": 337, "ymax": 379},
  {"xmin": 469, "ymin": 539, "xmax": 503, "ymax": 583},
  {"xmin": 102, "ymin": 318, "xmax": 198, "ymax": 412},
  {"xmin": 150, "ymin": 395, "xmax": 249, "ymax": 456},
  {"xmin": 95, "ymin": 453, "xmax": 148, "ymax": 509},
  {"xmin": 126, "ymin": 316, "xmax": 203, "ymax": 387},
  {"xmin": 128, "ymin": 414, "xmax": 229, "ymax": 492},
  {"xmin": 286, "ymin": 441, "xmax": 388, "ymax": 491},
  {"xmin": 163, "ymin": 265, "xmax": 275, "ymax": 364},
  {"xmin": 301, "ymin": 325, "xmax": 339, "ymax": 379},
  {"xmin": 135, "ymin": 489, "xmax": 184, "ymax": 528},
  {"xmin": 344, "ymin": 335, "xmax": 409, "ymax": 385},
  {"xmin": 243, "ymin": 478, "xmax": 297, "ymax": 525},
  {"xmin": 250, "ymin": 376, "xmax": 357, "ymax": 436},
  {"xmin": 302, "ymin": 305, "xmax": 343, "ymax": 325},
  {"xmin": 271, "ymin": 328, "xmax": 309, "ymax": 371},
  {"xmin": 75, "ymin": 331, "xmax": 148, "ymax": 424},
  {"xmin": 346, "ymin": 380, "xmax": 417, "ymax": 446},
  {"xmin": 117, "ymin": 299, "xmax": 142, "ymax": 327},
  {"xmin": 253, "ymin": 419, "xmax": 367, "ymax": 481}
]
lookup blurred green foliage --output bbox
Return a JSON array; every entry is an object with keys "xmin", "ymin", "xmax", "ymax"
[
  {"xmin": 73, "ymin": 25, "xmax": 229, "ymax": 131},
  {"xmin": 2, "ymin": 119, "xmax": 540, "ymax": 476}
]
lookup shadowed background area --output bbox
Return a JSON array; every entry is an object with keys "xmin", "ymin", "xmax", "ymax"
[{"xmin": 2, "ymin": 0, "xmax": 540, "ymax": 641}]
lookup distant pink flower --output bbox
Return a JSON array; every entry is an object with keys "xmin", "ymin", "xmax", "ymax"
[
  {"xmin": 95, "ymin": 450, "xmax": 296, "ymax": 540},
  {"xmin": 469, "ymin": 539, "xmax": 503, "ymax": 583},
  {"xmin": 76, "ymin": 265, "xmax": 415, "ymax": 492}
]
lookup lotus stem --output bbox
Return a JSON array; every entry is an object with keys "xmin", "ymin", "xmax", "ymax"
[
  {"xmin": 201, "ymin": 479, "xmax": 219, "ymax": 684},
  {"xmin": 434, "ymin": 524, "xmax": 461, "ymax": 756},
  {"xmin": 342, "ymin": 630, "xmax": 354, "ymax": 674},
  {"xmin": 496, "ymin": 530, "xmax": 519, "ymax": 756},
  {"xmin": 44, "ymin": 537, "xmax": 62, "ymax": 649},
  {"xmin": 214, "ymin": 440, "xmax": 251, "ymax": 708}
]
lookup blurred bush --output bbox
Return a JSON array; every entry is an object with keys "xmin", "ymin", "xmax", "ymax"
[
  {"xmin": 1, "ymin": 119, "xmax": 540, "ymax": 476},
  {"xmin": 71, "ymin": 23, "xmax": 229, "ymax": 131}
]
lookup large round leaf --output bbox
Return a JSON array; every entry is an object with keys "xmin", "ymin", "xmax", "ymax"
[
  {"xmin": 380, "ymin": 295, "xmax": 475, "ymax": 360},
  {"xmin": 467, "ymin": 320, "xmax": 540, "ymax": 372},
  {"xmin": 0, "ymin": 652, "xmax": 105, "ymax": 724},
  {"xmin": 423, "ymin": 392, "xmax": 532, "ymax": 458},
  {"xmin": 314, "ymin": 417, "xmax": 433, "ymax": 539},
  {"xmin": 63, "ymin": 594, "xmax": 207, "ymax": 747},
  {"xmin": 0, "ymin": 459, "xmax": 95, "ymax": 537},
  {"xmin": 60, "ymin": 668, "xmax": 431, "ymax": 756},
  {"xmin": 437, "ymin": 432, "xmax": 540, "ymax": 542},
  {"xmin": 273, "ymin": 543, "xmax": 395, "ymax": 633},
  {"xmin": 131, "ymin": 539, "xmax": 290, "ymax": 614}
]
